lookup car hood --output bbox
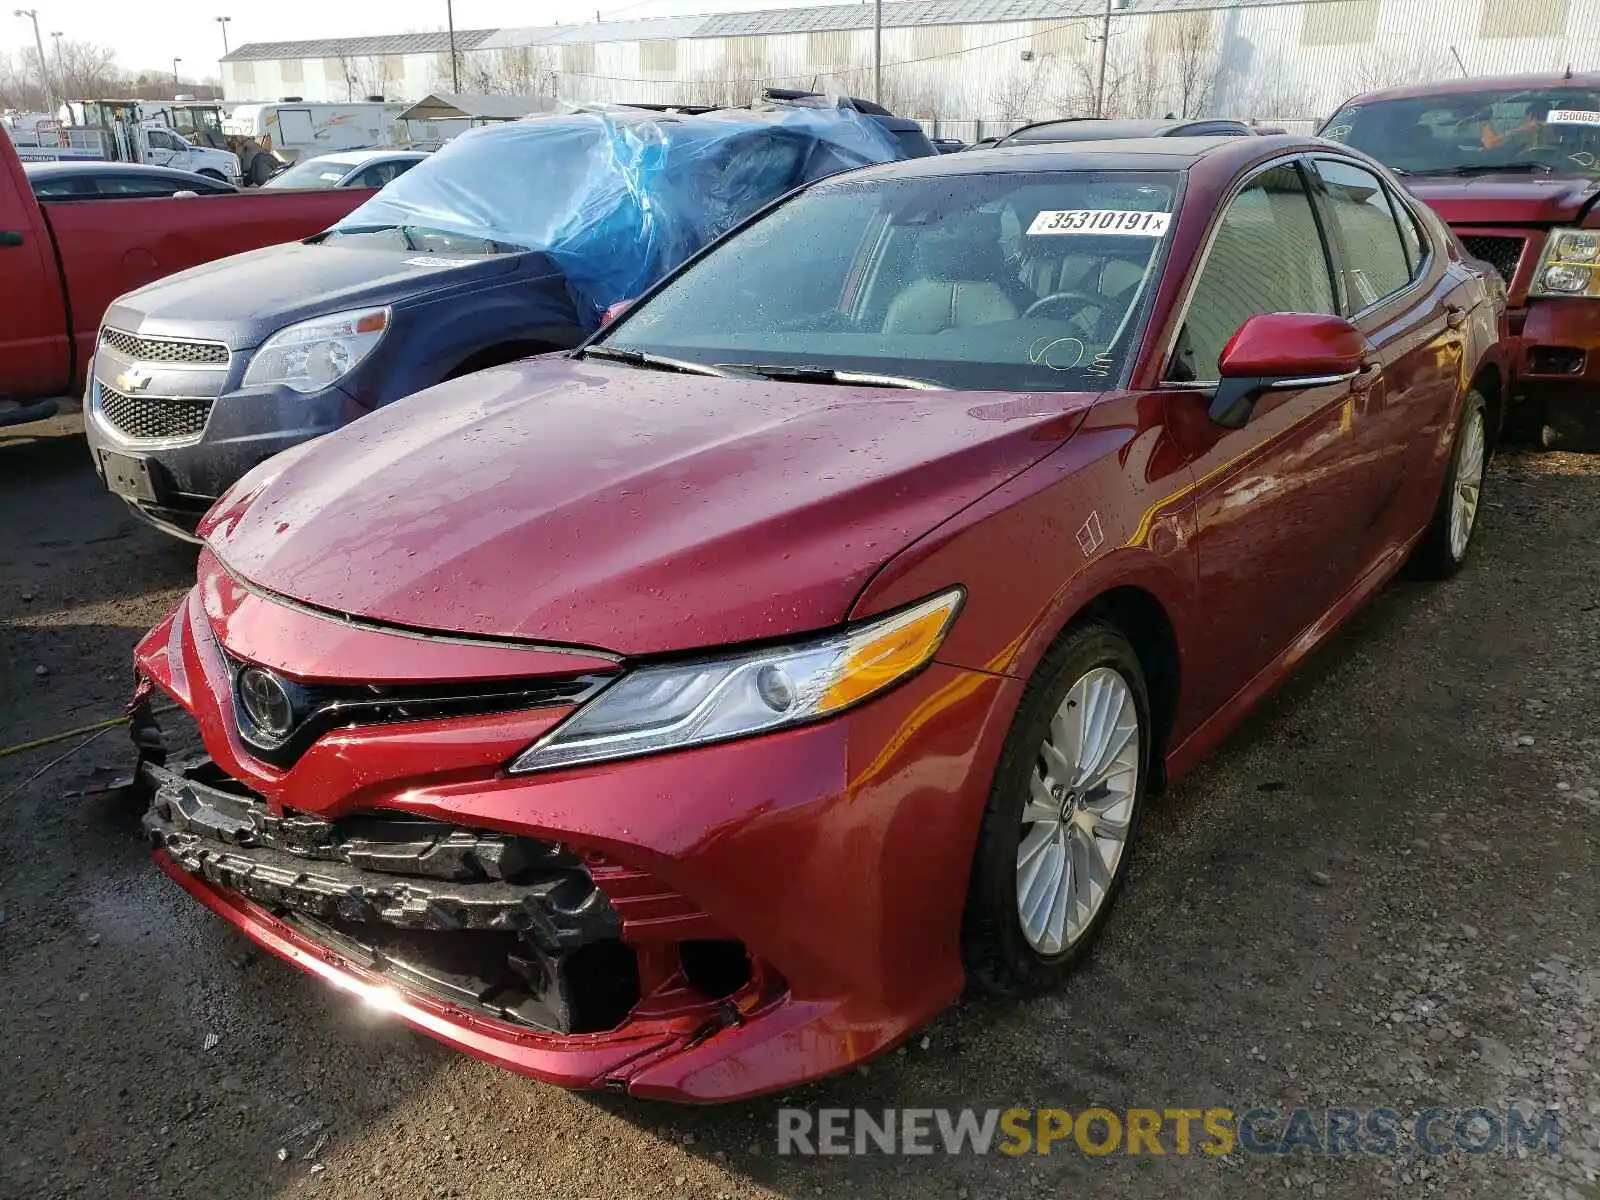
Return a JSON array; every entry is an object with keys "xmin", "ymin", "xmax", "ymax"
[
  {"xmin": 1405, "ymin": 174, "xmax": 1600, "ymax": 226},
  {"xmin": 103, "ymin": 241, "xmax": 539, "ymax": 348},
  {"xmin": 201, "ymin": 357, "xmax": 1090, "ymax": 656}
]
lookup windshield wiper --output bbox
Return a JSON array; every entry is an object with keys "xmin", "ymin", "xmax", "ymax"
[
  {"xmin": 722, "ymin": 364, "xmax": 945, "ymax": 390},
  {"xmin": 581, "ymin": 345, "xmax": 742, "ymax": 378},
  {"xmin": 1430, "ymin": 162, "xmax": 1555, "ymax": 176}
]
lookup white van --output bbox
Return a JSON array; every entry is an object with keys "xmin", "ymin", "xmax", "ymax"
[{"xmin": 225, "ymin": 102, "xmax": 408, "ymax": 169}]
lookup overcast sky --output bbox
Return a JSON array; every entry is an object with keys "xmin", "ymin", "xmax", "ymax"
[{"xmin": 2, "ymin": 0, "xmax": 815, "ymax": 83}]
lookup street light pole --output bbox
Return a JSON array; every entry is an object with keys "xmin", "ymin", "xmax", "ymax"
[
  {"xmin": 446, "ymin": 0, "xmax": 459, "ymax": 92},
  {"xmin": 216, "ymin": 15, "xmax": 230, "ymax": 55},
  {"xmin": 13, "ymin": 8, "xmax": 54, "ymax": 113},
  {"xmin": 172, "ymin": 56, "xmax": 182, "ymax": 92},
  {"xmin": 872, "ymin": 0, "xmax": 881, "ymax": 105},
  {"xmin": 1093, "ymin": 0, "xmax": 1112, "ymax": 118}
]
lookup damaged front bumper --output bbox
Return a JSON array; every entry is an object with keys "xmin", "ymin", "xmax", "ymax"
[
  {"xmin": 128, "ymin": 563, "xmax": 1015, "ymax": 1100},
  {"xmin": 141, "ymin": 754, "xmax": 632, "ymax": 1035}
]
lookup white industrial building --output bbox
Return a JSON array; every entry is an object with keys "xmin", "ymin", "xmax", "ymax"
[{"xmin": 219, "ymin": 0, "xmax": 1600, "ymax": 137}]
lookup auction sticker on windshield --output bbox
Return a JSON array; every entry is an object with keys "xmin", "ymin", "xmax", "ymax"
[
  {"xmin": 1028, "ymin": 209, "xmax": 1171, "ymax": 236},
  {"xmin": 1547, "ymin": 110, "xmax": 1600, "ymax": 126}
]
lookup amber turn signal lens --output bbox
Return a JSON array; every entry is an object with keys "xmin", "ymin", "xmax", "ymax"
[{"xmin": 817, "ymin": 592, "xmax": 963, "ymax": 714}]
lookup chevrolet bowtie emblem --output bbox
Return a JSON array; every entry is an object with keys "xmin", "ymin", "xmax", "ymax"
[{"xmin": 115, "ymin": 366, "xmax": 154, "ymax": 393}]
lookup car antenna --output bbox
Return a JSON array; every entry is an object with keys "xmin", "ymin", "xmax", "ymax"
[{"xmin": 1565, "ymin": 63, "xmax": 1574, "ymax": 79}]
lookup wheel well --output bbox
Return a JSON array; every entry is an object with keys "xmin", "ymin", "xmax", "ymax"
[
  {"xmin": 1470, "ymin": 362, "xmax": 1504, "ymax": 453},
  {"xmin": 1077, "ymin": 587, "xmax": 1180, "ymax": 794},
  {"xmin": 446, "ymin": 341, "xmax": 562, "ymax": 380},
  {"xmin": 196, "ymin": 169, "xmax": 225, "ymax": 180}
]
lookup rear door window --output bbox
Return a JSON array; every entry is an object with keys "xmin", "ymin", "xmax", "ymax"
[
  {"xmin": 96, "ymin": 174, "xmax": 183, "ymax": 197},
  {"xmin": 1310, "ymin": 158, "xmax": 1414, "ymax": 309},
  {"xmin": 1168, "ymin": 163, "xmax": 1337, "ymax": 382}
]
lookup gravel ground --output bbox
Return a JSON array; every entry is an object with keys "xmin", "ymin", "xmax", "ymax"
[{"xmin": 0, "ymin": 413, "xmax": 1595, "ymax": 1200}]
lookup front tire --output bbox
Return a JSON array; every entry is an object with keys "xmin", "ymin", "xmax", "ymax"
[
  {"xmin": 962, "ymin": 622, "xmax": 1151, "ymax": 995},
  {"xmin": 1411, "ymin": 389, "xmax": 1487, "ymax": 579}
]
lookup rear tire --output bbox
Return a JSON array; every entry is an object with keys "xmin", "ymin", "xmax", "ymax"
[
  {"xmin": 1411, "ymin": 389, "xmax": 1488, "ymax": 580},
  {"xmin": 961, "ymin": 622, "xmax": 1151, "ymax": 995}
]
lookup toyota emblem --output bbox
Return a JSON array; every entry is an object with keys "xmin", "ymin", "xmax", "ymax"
[{"xmin": 237, "ymin": 666, "xmax": 295, "ymax": 742}]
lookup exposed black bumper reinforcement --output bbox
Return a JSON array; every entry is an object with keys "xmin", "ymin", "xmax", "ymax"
[{"xmin": 139, "ymin": 756, "xmax": 639, "ymax": 1033}]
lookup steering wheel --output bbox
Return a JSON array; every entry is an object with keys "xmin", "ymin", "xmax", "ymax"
[{"xmin": 1023, "ymin": 290, "xmax": 1105, "ymax": 320}]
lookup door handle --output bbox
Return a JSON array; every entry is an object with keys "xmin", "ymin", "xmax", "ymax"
[
  {"xmin": 0, "ymin": 230, "xmax": 24, "ymax": 248},
  {"xmin": 1445, "ymin": 304, "xmax": 1469, "ymax": 330}
]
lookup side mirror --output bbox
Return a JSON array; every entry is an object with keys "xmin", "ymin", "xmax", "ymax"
[{"xmin": 1210, "ymin": 313, "xmax": 1367, "ymax": 428}]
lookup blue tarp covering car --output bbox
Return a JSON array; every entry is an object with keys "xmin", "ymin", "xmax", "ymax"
[
  {"xmin": 333, "ymin": 102, "xmax": 905, "ymax": 329},
  {"xmin": 87, "ymin": 101, "xmax": 909, "ymax": 539}
]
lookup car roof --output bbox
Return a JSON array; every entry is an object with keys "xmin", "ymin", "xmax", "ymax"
[
  {"xmin": 1001, "ymin": 117, "xmax": 1249, "ymax": 144},
  {"xmin": 1341, "ymin": 71, "xmax": 1600, "ymax": 105},
  {"xmin": 22, "ymin": 160, "xmax": 222, "ymax": 182},
  {"xmin": 301, "ymin": 149, "xmax": 426, "ymax": 167},
  {"xmin": 847, "ymin": 135, "xmax": 1284, "ymax": 180}
]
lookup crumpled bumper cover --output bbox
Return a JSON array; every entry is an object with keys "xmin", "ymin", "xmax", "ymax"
[
  {"xmin": 142, "ymin": 757, "xmax": 618, "ymax": 946},
  {"xmin": 140, "ymin": 753, "xmax": 638, "ymax": 1036},
  {"xmin": 129, "ymin": 566, "xmax": 1022, "ymax": 1101}
]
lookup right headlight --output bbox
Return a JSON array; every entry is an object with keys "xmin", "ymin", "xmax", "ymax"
[
  {"xmin": 240, "ymin": 306, "xmax": 390, "ymax": 394},
  {"xmin": 1530, "ymin": 228, "xmax": 1600, "ymax": 297},
  {"xmin": 509, "ymin": 588, "xmax": 964, "ymax": 774}
]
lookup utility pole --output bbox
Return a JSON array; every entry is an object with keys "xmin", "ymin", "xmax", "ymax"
[
  {"xmin": 446, "ymin": 0, "xmax": 459, "ymax": 92},
  {"xmin": 216, "ymin": 15, "xmax": 231, "ymax": 55},
  {"xmin": 872, "ymin": 0, "xmax": 882, "ymax": 105},
  {"xmin": 13, "ymin": 9, "xmax": 54, "ymax": 113},
  {"xmin": 1094, "ymin": 0, "xmax": 1112, "ymax": 118}
]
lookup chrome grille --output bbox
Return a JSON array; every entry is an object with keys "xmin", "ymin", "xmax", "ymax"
[
  {"xmin": 99, "ymin": 327, "xmax": 229, "ymax": 365},
  {"xmin": 1459, "ymin": 236, "xmax": 1526, "ymax": 286},
  {"xmin": 98, "ymin": 385, "xmax": 213, "ymax": 440}
]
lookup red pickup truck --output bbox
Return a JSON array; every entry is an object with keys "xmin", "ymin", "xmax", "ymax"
[
  {"xmin": 1321, "ymin": 73, "xmax": 1600, "ymax": 448},
  {"xmin": 1, "ymin": 127, "xmax": 370, "ymax": 428}
]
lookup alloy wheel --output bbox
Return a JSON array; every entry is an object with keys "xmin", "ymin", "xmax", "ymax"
[
  {"xmin": 1449, "ymin": 405, "xmax": 1486, "ymax": 561},
  {"xmin": 1015, "ymin": 666, "xmax": 1141, "ymax": 955}
]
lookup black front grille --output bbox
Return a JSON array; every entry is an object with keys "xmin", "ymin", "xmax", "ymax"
[
  {"xmin": 99, "ymin": 327, "xmax": 229, "ymax": 365},
  {"xmin": 218, "ymin": 649, "xmax": 613, "ymax": 767},
  {"xmin": 98, "ymin": 385, "xmax": 213, "ymax": 440},
  {"xmin": 1460, "ymin": 235, "xmax": 1527, "ymax": 285}
]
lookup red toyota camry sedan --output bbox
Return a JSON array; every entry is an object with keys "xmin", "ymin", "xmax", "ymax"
[{"xmin": 131, "ymin": 135, "xmax": 1506, "ymax": 1102}]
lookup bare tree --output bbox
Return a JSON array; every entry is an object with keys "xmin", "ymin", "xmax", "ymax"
[
  {"xmin": 334, "ymin": 54, "xmax": 358, "ymax": 101},
  {"xmin": 463, "ymin": 47, "xmax": 560, "ymax": 98},
  {"xmin": 1340, "ymin": 49, "xmax": 1449, "ymax": 97},
  {"xmin": 0, "ymin": 49, "xmax": 48, "ymax": 111},
  {"xmin": 1231, "ymin": 69, "xmax": 1323, "ymax": 125},
  {"xmin": 351, "ymin": 55, "xmax": 391, "ymax": 100},
  {"xmin": 689, "ymin": 68, "xmax": 763, "ymax": 109},
  {"xmin": 1058, "ymin": 53, "xmax": 1134, "ymax": 120},
  {"xmin": 1169, "ymin": 13, "xmax": 1218, "ymax": 118},
  {"xmin": 988, "ymin": 60, "xmax": 1048, "ymax": 127},
  {"xmin": 53, "ymin": 41, "xmax": 119, "ymax": 102}
]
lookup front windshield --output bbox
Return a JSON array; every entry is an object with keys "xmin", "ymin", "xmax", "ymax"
[
  {"xmin": 1322, "ymin": 89, "xmax": 1600, "ymax": 176},
  {"xmin": 596, "ymin": 169, "xmax": 1180, "ymax": 392},
  {"xmin": 262, "ymin": 157, "xmax": 353, "ymax": 189}
]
